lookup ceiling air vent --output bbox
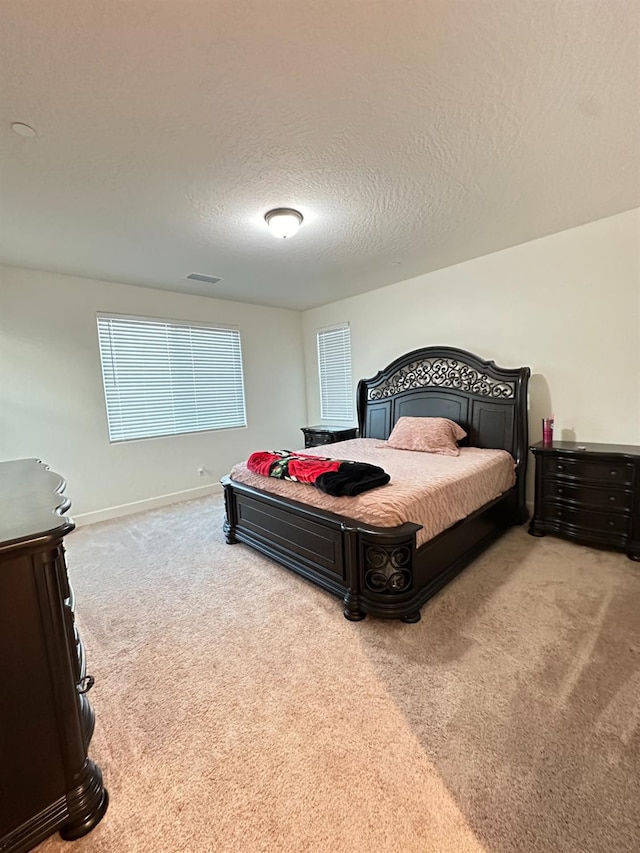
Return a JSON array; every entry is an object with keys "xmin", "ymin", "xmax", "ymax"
[{"xmin": 186, "ymin": 273, "xmax": 222, "ymax": 284}]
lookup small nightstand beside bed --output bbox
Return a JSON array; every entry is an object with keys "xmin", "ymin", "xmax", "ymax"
[
  {"xmin": 301, "ymin": 425, "xmax": 358, "ymax": 448},
  {"xmin": 222, "ymin": 346, "xmax": 530, "ymax": 622},
  {"xmin": 529, "ymin": 440, "xmax": 640, "ymax": 560}
]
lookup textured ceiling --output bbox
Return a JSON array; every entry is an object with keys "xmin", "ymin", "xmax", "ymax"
[{"xmin": 1, "ymin": 1, "xmax": 639, "ymax": 310}]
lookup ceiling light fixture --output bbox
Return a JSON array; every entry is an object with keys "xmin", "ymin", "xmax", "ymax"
[
  {"xmin": 11, "ymin": 122, "xmax": 37, "ymax": 138},
  {"xmin": 264, "ymin": 208, "xmax": 303, "ymax": 239}
]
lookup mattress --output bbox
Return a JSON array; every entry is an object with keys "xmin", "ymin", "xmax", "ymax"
[{"xmin": 230, "ymin": 438, "xmax": 516, "ymax": 548}]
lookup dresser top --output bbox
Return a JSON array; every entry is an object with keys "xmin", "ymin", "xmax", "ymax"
[
  {"xmin": 530, "ymin": 440, "xmax": 640, "ymax": 457},
  {"xmin": 0, "ymin": 459, "xmax": 74, "ymax": 549}
]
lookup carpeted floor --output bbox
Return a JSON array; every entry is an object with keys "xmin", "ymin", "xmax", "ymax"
[{"xmin": 36, "ymin": 494, "xmax": 640, "ymax": 853}]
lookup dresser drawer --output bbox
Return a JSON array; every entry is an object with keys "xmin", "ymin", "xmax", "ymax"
[
  {"xmin": 77, "ymin": 631, "xmax": 87, "ymax": 681},
  {"xmin": 55, "ymin": 546, "xmax": 71, "ymax": 599},
  {"xmin": 542, "ymin": 480, "xmax": 633, "ymax": 511},
  {"xmin": 542, "ymin": 504, "xmax": 631, "ymax": 536},
  {"xmin": 63, "ymin": 603, "xmax": 82, "ymax": 682},
  {"xmin": 78, "ymin": 692, "xmax": 96, "ymax": 749},
  {"xmin": 543, "ymin": 456, "xmax": 634, "ymax": 486}
]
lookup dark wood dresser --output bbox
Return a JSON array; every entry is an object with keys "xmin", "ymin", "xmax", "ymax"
[
  {"xmin": 529, "ymin": 441, "xmax": 640, "ymax": 560},
  {"xmin": 301, "ymin": 425, "xmax": 358, "ymax": 448},
  {"xmin": 0, "ymin": 459, "xmax": 108, "ymax": 852}
]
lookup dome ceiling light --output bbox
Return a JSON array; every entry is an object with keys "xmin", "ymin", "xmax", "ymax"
[
  {"xmin": 264, "ymin": 208, "xmax": 303, "ymax": 239},
  {"xmin": 11, "ymin": 122, "xmax": 37, "ymax": 138}
]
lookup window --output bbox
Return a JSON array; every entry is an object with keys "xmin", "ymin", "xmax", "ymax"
[
  {"xmin": 317, "ymin": 324, "xmax": 353, "ymax": 421},
  {"xmin": 97, "ymin": 314, "xmax": 247, "ymax": 442}
]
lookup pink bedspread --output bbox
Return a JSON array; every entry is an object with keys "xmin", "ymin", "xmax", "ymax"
[{"xmin": 230, "ymin": 438, "xmax": 516, "ymax": 547}]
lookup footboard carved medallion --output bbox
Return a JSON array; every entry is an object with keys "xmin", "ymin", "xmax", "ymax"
[{"xmin": 363, "ymin": 544, "xmax": 413, "ymax": 594}]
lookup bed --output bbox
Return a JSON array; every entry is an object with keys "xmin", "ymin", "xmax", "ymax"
[{"xmin": 221, "ymin": 346, "xmax": 530, "ymax": 622}]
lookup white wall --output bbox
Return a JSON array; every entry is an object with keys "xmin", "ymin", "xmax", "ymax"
[
  {"xmin": 2, "ymin": 209, "xmax": 638, "ymax": 522},
  {"xmin": 0, "ymin": 266, "xmax": 306, "ymax": 521},
  {"xmin": 303, "ymin": 209, "xmax": 640, "ymax": 451}
]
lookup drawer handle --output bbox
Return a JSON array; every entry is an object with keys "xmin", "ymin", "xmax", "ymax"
[
  {"xmin": 608, "ymin": 520, "xmax": 615, "ymax": 528},
  {"xmin": 77, "ymin": 674, "xmax": 95, "ymax": 694},
  {"xmin": 556, "ymin": 510, "xmax": 562, "ymax": 518},
  {"xmin": 609, "ymin": 495, "xmax": 616, "ymax": 503},
  {"xmin": 610, "ymin": 470, "xmax": 617, "ymax": 476},
  {"xmin": 557, "ymin": 464, "xmax": 565, "ymax": 472},
  {"xmin": 557, "ymin": 488, "xmax": 564, "ymax": 495}
]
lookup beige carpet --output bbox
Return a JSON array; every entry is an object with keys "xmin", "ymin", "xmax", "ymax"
[{"xmin": 36, "ymin": 495, "xmax": 640, "ymax": 853}]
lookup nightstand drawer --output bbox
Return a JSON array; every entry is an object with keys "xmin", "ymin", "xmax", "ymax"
[
  {"xmin": 542, "ymin": 481, "xmax": 633, "ymax": 511},
  {"xmin": 543, "ymin": 457, "xmax": 634, "ymax": 486},
  {"xmin": 311, "ymin": 433, "xmax": 333, "ymax": 446},
  {"xmin": 543, "ymin": 504, "xmax": 631, "ymax": 536}
]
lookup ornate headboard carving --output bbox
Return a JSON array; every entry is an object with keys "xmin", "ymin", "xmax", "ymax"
[
  {"xmin": 366, "ymin": 355, "xmax": 517, "ymax": 402},
  {"xmin": 357, "ymin": 346, "xmax": 530, "ymax": 506}
]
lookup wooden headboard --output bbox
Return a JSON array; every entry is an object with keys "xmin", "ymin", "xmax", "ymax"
[{"xmin": 357, "ymin": 346, "xmax": 530, "ymax": 475}]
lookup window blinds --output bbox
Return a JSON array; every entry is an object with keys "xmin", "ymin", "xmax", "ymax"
[
  {"xmin": 97, "ymin": 315, "xmax": 247, "ymax": 442},
  {"xmin": 317, "ymin": 324, "xmax": 353, "ymax": 421}
]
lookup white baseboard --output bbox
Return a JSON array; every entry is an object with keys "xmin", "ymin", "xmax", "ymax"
[{"xmin": 74, "ymin": 482, "xmax": 223, "ymax": 527}]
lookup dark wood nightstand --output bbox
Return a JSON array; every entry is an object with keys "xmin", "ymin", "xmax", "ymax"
[
  {"xmin": 529, "ymin": 440, "xmax": 640, "ymax": 560},
  {"xmin": 301, "ymin": 425, "xmax": 358, "ymax": 448}
]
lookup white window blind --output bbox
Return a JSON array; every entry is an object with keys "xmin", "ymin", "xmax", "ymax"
[
  {"xmin": 317, "ymin": 324, "xmax": 353, "ymax": 421},
  {"xmin": 97, "ymin": 315, "xmax": 247, "ymax": 442}
]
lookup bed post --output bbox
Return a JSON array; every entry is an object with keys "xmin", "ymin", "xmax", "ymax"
[
  {"xmin": 513, "ymin": 366, "xmax": 531, "ymax": 525},
  {"xmin": 342, "ymin": 525, "xmax": 365, "ymax": 621},
  {"xmin": 221, "ymin": 477, "xmax": 238, "ymax": 544}
]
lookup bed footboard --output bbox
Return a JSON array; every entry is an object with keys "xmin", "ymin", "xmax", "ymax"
[
  {"xmin": 222, "ymin": 476, "xmax": 521, "ymax": 622},
  {"xmin": 222, "ymin": 477, "xmax": 423, "ymax": 621}
]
